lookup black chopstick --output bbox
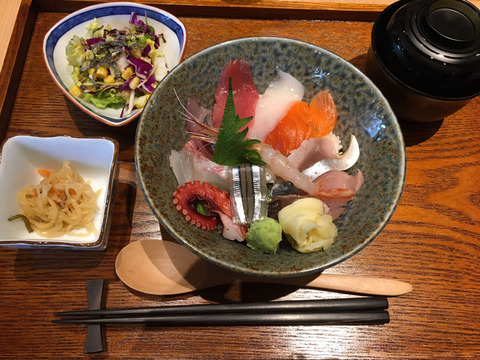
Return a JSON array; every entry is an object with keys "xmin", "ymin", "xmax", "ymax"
[
  {"xmin": 54, "ymin": 297, "xmax": 388, "ymax": 318},
  {"xmin": 53, "ymin": 310, "xmax": 389, "ymax": 326},
  {"xmin": 53, "ymin": 297, "xmax": 389, "ymax": 326}
]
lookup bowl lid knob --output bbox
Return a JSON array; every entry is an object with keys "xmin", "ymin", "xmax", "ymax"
[{"xmin": 421, "ymin": 0, "xmax": 480, "ymax": 49}]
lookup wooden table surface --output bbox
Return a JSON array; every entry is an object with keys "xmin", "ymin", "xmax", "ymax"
[{"xmin": 0, "ymin": 0, "xmax": 479, "ymax": 358}]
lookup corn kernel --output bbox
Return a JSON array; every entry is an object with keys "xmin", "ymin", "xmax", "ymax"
[
  {"xmin": 103, "ymin": 75, "xmax": 115, "ymax": 84},
  {"xmin": 95, "ymin": 66, "xmax": 108, "ymax": 79},
  {"xmin": 88, "ymin": 68, "xmax": 95, "ymax": 75},
  {"xmin": 146, "ymin": 39, "xmax": 155, "ymax": 49},
  {"xmin": 70, "ymin": 85, "xmax": 83, "ymax": 98},
  {"xmin": 130, "ymin": 48, "xmax": 142, "ymax": 58},
  {"xmin": 135, "ymin": 94, "xmax": 151, "ymax": 108},
  {"xmin": 121, "ymin": 66, "xmax": 134, "ymax": 80},
  {"xmin": 129, "ymin": 76, "xmax": 140, "ymax": 90}
]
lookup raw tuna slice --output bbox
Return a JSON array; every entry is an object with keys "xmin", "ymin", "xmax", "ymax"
[{"xmin": 212, "ymin": 59, "xmax": 259, "ymax": 128}]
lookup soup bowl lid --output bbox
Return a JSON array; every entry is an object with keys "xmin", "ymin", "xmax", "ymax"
[{"xmin": 372, "ymin": 0, "xmax": 480, "ymax": 100}]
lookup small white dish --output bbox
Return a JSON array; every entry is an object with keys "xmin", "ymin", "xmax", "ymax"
[
  {"xmin": 0, "ymin": 136, "xmax": 118, "ymax": 250},
  {"xmin": 43, "ymin": 2, "xmax": 187, "ymax": 126}
]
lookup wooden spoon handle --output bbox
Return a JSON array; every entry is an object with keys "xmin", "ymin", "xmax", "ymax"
[{"xmin": 300, "ymin": 274, "xmax": 413, "ymax": 296}]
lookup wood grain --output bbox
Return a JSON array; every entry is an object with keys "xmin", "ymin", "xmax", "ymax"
[
  {"xmin": 0, "ymin": 1, "xmax": 479, "ymax": 359},
  {"xmin": 0, "ymin": 0, "xmax": 21, "ymax": 72}
]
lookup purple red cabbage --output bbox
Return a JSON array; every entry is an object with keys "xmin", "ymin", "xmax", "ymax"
[
  {"xmin": 119, "ymin": 77, "xmax": 132, "ymax": 92},
  {"xmin": 142, "ymin": 75, "xmax": 156, "ymax": 93},
  {"xmin": 127, "ymin": 57, "xmax": 153, "ymax": 79},
  {"xmin": 86, "ymin": 37, "xmax": 104, "ymax": 47},
  {"xmin": 129, "ymin": 13, "xmax": 149, "ymax": 32},
  {"xmin": 129, "ymin": 12, "xmax": 160, "ymax": 47},
  {"xmin": 142, "ymin": 44, "xmax": 151, "ymax": 57}
]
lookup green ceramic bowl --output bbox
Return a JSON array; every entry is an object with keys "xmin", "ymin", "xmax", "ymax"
[{"xmin": 135, "ymin": 37, "xmax": 406, "ymax": 277}]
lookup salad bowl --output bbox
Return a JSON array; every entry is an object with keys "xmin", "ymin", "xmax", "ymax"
[
  {"xmin": 0, "ymin": 136, "xmax": 118, "ymax": 250},
  {"xmin": 43, "ymin": 2, "xmax": 187, "ymax": 127},
  {"xmin": 136, "ymin": 37, "xmax": 406, "ymax": 277}
]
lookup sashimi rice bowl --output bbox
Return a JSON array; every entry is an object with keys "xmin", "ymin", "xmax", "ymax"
[{"xmin": 136, "ymin": 37, "xmax": 405, "ymax": 277}]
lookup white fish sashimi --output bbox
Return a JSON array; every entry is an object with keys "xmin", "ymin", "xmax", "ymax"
[
  {"xmin": 169, "ymin": 149, "xmax": 194, "ymax": 186},
  {"xmin": 247, "ymin": 68, "xmax": 305, "ymax": 141},
  {"xmin": 287, "ymin": 133, "xmax": 343, "ymax": 172},
  {"xmin": 169, "ymin": 140, "xmax": 229, "ymax": 190}
]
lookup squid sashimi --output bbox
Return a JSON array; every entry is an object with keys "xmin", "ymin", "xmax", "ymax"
[
  {"xmin": 264, "ymin": 90, "xmax": 337, "ymax": 156},
  {"xmin": 247, "ymin": 69, "xmax": 304, "ymax": 141},
  {"xmin": 212, "ymin": 59, "xmax": 259, "ymax": 128}
]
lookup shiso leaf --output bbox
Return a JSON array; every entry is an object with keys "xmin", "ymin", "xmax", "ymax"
[{"xmin": 212, "ymin": 77, "xmax": 265, "ymax": 166}]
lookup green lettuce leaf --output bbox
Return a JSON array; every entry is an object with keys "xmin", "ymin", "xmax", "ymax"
[
  {"xmin": 65, "ymin": 35, "xmax": 85, "ymax": 67},
  {"xmin": 83, "ymin": 91, "xmax": 126, "ymax": 109}
]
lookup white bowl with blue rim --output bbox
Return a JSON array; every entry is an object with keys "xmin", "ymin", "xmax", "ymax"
[{"xmin": 43, "ymin": 2, "xmax": 187, "ymax": 127}]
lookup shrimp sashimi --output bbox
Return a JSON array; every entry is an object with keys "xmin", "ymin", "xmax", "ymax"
[
  {"xmin": 253, "ymin": 142, "xmax": 316, "ymax": 193},
  {"xmin": 264, "ymin": 90, "xmax": 337, "ymax": 156},
  {"xmin": 212, "ymin": 59, "xmax": 259, "ymax": 129},
  {"xmin": 247, "ymin": 69, "xmax": 304, "ymax": 141},
  {"xmin": 185, "ymin": 97, "xmax": 213, "ymax": 131},
  {"xmin": 183, "ymin": 97, "xmax": 215, "ymax": 158}
]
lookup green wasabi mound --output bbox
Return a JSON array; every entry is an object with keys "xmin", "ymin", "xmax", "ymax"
[{"xmin": 246, "ymin": 217, "xmax": 283, "ymax": 254}]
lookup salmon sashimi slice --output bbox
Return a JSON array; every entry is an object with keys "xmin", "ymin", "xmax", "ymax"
[
  {"xmin": 264, "ymin": 90, "xmax": 337, "ymax": 156},
  {"xmin": 212, "ymin": 59, "xmax": 259, "ymax": 129},
  {"xmin": 308, "ymin": 90, "xmax": 337, "ymax": 138},
  {"xmin": 263, "ymin": 101, "xmax": 314, "ymax": 156}
]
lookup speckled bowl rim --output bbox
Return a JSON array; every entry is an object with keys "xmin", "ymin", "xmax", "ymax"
[{"xmin": 136, "ymin": 36, "xmax": 406, "ymax": 277}]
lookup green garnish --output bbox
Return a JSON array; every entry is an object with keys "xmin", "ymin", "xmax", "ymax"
[
  {"xmin": 195, "ymin": 202, "xmax": 209, "ymax": 216},
  {"xmin": 212, "ymin": 77, "xmax": 265, "ymax": 166},
  {"xmin": 8, "ymin": 214, "xmax": 34, "ymax": 233}
]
